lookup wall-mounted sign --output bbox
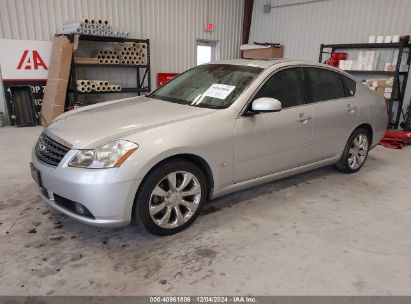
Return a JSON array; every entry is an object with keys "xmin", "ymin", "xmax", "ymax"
[
  {"xmin": 204, "ymin": 23, "xmax": 214, "ymax": 31},
  {"xmin": 157, "ymin": 73, "xmax": 179, "ymax": 87},
  {"xmin": 0, "ymin": 39, "xmax": 52, "ymax": 122},
  {"xmin": 0, "ymin": 39, "xmax": 51, "ymax": 81}
]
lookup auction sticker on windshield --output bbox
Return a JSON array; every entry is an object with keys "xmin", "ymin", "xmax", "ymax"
[{"xmin": 203, "ymin": 84, "xmax": 236, "ymax": 100}]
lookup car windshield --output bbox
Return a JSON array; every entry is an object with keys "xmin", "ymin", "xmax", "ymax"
[{"xmin": 149, "ymin": 64, "xmax": 263, "ymax": 109}]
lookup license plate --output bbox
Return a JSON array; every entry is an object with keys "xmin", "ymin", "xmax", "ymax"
[{"xmin": 30, "ymin": 162, "xmax": 43, "ymax": 188}]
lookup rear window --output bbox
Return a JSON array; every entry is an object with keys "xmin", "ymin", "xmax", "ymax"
[
  {"xmin": 341, "ymin": 75, "xmax": 356, "ymax": 97},
  {"xmin": 306, "ymin": 68, "xmax": 346, "ymax": 102}
]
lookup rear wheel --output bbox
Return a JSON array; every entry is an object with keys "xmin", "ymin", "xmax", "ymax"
[
  {"xmin": 335, "ymin": 128, "xmax": 370, "ymax": 174},
  {"xmin": 135, "ymin": 160, "xmax": 208, "ymax": 236}
]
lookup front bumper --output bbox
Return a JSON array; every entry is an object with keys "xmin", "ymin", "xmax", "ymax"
[{"xmin": 31, "ymin": 149, "xmax": 142, "ymax": 228}]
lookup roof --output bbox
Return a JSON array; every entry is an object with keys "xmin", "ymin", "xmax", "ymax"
[
  {"xmin": 210, "ymin": 58, "xmax": 290, "ymax": 69},
  {"xmin": 209, "ymin": 58, "xmax": 355, "ymax": 79}
]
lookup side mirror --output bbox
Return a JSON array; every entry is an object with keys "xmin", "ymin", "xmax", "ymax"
[{"xmin": 251, "ymin": 97, "xmax": 282, "ymax": 113}]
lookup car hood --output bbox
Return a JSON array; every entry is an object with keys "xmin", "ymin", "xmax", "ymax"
[{"xmin": 46, "ymin": 96, "xmax": 216, "ymax": 149}]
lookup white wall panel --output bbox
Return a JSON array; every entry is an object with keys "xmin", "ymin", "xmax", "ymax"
[
  {"xmin": 249, "ymin": 0, "xmax": 411, "ymax": 117},
  {"xmin": 250, "ymin": 0, "xmax": 411, "ymax": 60},
  {"xmin": 0, "ymin": 0, "xmax": 244, "ymax": 115}
]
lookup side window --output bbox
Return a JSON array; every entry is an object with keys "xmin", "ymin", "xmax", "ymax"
[
  {"xmin": 254, "ymin": 68, "xmax": 304, "ymax": 109},
  {"xmin": 341, "ymin": 75, "xmax": 356, "ymax": 97},
  {"xmin": 307, "ymin": 68, "xmax": 346, "ymax": 102}
]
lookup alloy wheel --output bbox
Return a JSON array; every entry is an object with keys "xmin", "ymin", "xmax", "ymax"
[
  {"xmin": 348, "ymin": 133, "xmax": 369, "ymax": 170},
  {"xmin": 149, "ymin": 171, "xmax": 202, "ymax": 229}
]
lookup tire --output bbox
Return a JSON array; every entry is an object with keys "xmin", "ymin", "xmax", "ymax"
[
  {"xmin": 135, "ymin": 159, "xmax": 208, "ymax": 236},
  {"xmin": 335, "ymin": 127, "xmax": 371, "ymax": 174}
]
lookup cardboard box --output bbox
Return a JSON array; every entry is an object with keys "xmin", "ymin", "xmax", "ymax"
[
  {"xmin": 40, "ymin": 36, "xmax": 73, "ymax": 126},
  {"xmin": 373, "ymin": 79, "xmax": 388, "ymax": 87},
  {"xmin": 39, "ymin": 101, "xmax": 65, "ymax": 126},
  {"xmin": 376, "ymin": 87, "xmax": 385, "ymax": 94},
  {"xmin": 47, "ymin": 37, "xmax": 73, "ymax": 79},
  {"xmin": 243, "ymin": 46, "xmax": 284, "ymax": 59}
]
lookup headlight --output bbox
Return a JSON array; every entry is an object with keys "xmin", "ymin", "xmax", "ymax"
[{"xmin": 69, "ymin": 140, "xmax": 138, "ymax": 169}]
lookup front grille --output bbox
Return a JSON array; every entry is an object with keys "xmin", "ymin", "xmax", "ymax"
[{"xmin": 35, "ymin": 134, "xmax": 70, "ymax": 166}]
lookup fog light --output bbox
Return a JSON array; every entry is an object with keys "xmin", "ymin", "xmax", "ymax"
[{"xmin": 74, "ymin": 202, "xmax": 87, "ymax": 215}]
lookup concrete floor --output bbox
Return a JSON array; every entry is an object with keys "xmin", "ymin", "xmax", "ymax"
[{"xmin": 0, "ymin": 126, "xmax": 410, "ymax": 296}]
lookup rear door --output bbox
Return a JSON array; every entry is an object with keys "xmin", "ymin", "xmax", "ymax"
[{"xmin": 305, "ymin": 67, "xmax": 359, "ymax": 161}]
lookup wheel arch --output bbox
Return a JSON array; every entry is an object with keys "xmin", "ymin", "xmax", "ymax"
[
  {"xmin": 131, "ymin": 153, "xmax": 215, "ymax": 219},
  {"xmin": 355, "ymin": 123, "xmax": 373, "ymax": 144}
]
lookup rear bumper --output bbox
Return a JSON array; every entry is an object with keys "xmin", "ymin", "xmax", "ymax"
[{"xmin": 31, "ymin": 149, "xmax": 142, "ymax": 228}]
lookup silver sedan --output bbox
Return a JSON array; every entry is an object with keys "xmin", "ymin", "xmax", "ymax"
[{"xmin": 31, "ymin": 59, "xmax": 388, "ymax": 235}]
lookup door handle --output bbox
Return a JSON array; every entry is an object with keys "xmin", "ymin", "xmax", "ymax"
[
  {"xmin": 296, "ymin": 113, "xmax": 312, "ymax": 123},
  {"xmin": 346, "ymin": 104, "xmax": 358, "ymax": 113}
]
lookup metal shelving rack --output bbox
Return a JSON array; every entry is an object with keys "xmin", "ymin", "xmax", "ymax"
[
  {"xmin": 319, "ymin": 37, "xmax": 411, "ymax": 129},
  {"xmin": 66, "ymin": 34, "xmax": 151, "ymax": 108}
]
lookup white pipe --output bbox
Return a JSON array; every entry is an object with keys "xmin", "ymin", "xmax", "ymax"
[
  {"xmin": 268, "ymin": 0, "xmax": 332, "ymax": 9},
  {"xmin": 76, "ymin": 85, "xmax": 86, "ymax": 92},
  {"xmin": 91, "ymin": 80, "xmax": 104, "ymax": 86},
  {"xmin": 76, "ymin": 80, "xmax": 88, "ymax": 86}
]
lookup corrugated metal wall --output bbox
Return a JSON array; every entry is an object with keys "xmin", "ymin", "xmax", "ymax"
[
  {"xmin": 249, "ymin": 0, "xmax": 411, "ymax": 112},
  {"xmin": 250, "ymin": 0, "xmax": 411, "ymax": 60},
  {"xmin": 0, "ymin": 0, "xmax": 244, "ymax": 115}
]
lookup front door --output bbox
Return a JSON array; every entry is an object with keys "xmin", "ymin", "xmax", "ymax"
[{"xmin": 234, "ymin": 67, "xmax": 314, "ymax": 183}]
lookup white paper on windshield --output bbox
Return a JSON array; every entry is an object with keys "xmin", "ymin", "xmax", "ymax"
[{"xmin": 203, "ymin": 84, "xmax": 236, "ymax": 100}]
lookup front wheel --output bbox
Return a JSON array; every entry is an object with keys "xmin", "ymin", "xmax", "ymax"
[
  {"xmin": 335, "ymin": 128, "xmax": 370, "ymax": 174},
  {"xmin": 135, "ymin": 160, "xmax": 208, "ymax": 236}
]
